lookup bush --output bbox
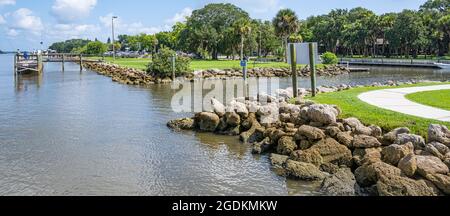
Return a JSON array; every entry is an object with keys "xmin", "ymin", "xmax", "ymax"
[
  {"xmin": 321, "ymin": 52, "xmax": 338, "ymax": 65},
  {"xmin": 147, "ymin": 47, "xmax": 191, "ymax": 77}
]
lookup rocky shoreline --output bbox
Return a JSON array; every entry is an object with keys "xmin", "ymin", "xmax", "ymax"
[
  {"xmin": 167, "ymin": 87, "xmax": 450, "ymax": 196},
  {"xmin": 82, "ymin": 61, "xmax": 350, "ymax": 85}
]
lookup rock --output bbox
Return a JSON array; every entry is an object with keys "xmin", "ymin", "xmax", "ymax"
[
  {"xmin": 428, "ymin": 142, "xmax": 450, "ymax": 155},
  {"xmin": 257, "ymin": 103, "xmax": 279, "ymax": 124},
  {"xmin": 228, "ymin": 101, "xmax": 249, "ymax": 119},
  {"xmin": 353, "ymin": 135, "xmax": 382, "ymax": 148},
  {"xmin": 306, "ymin": 104, "xmax": 339, "ymax": 125},
  {"xmin": 290, "ymin": 149, "xmax": 323, "ymax": 166},
  {"xmin": 252, "ymin": 137, "xmax": 272, "ymax": 154},
  {"xmin": 336, "ymin": 132, "xmax": 354, "ymax": 148},
  {"xmin": 320, "ymin": 163, "xmax": 340, "ymax": 174},
  {"xmin": 381, "ymin": 142, "xmax": 414, "ymax": 166},
  {"xmin": 383, "ymin": 127, "xmax": 410, "ymax": 144},
  {"xmin": 298, "ymin": 140, "xmax": 312, "ymax": 150},
  {"xmin": 369, "ymin": 125, "xmax": 383, "ymax": 137},
  {"xmin": 416, "ymin": 155, "xmax": 449, "ymax": 177},
  {"xmin": 270, "ymin": 153, "xmax": 289, "ymax": 168},
  {"xmin": 425, "ymin": 173, "xmax": 450, "ymax": 195},
  {"xmin": 325, "ymin": 126, "xmax": 341, "ymax": 138},
  {"xmin": 398, "ymin": 154, "xmax": 417, "ymax": 177},
  {"xmin": 424, "ymin": 143, "xmax": 445, "ymax": 160},
  {"xmin": 395, "ymin": 134, "xmax": 426, "ymax": 150},
  {"xmin": 211, "ymin": 98, "xmax": 226, "ymax": 117},
  {"xmin": 277, "ymin": 136, "xmax": 297, "ymax": 155},
  {"xmin": 320, "ymin": 168, "xmax": 358, "ymax": 196},
  {"xmin": 225, "ymin": 112, "xmax": 241, "ymax": 127},
  {"xmin": 353, "ymin": 148, "xmax": 382, "ymax": 167},
  {"xmin": 309, "ymin": 138, "xmax": 353, "ymax": 167},
  {"xmin": 343, "ymin": 118, "xmax": 372, "ymax": 136},
  {"xmin": 167, "ymin": 118, "xmax": 195, "ymax": 130},
  {"xmin": 377, "ymin": 174, "xmax": 439, "ymax": 196},
  {"xmin": 195, "ymin": 112, "xmax": 220, "ymax": 132},
  {"xmin": 241, "ymin": 113, "xmax": 256, "ymax": 131},
  {"xmin": 284, "ymin": 160, "xmax": 327, "ymax": 180},
  {"xmin": 295, "ymin": 125, "xmax": 326, "ymax": 141},
  {"xmin": 355, "ymin": 162, "xmax": 401, "ymax": 187},
  {"xmin": 428, "ymin": 124, "xmax": 450, "ymax": 146},
  {"xmin": 240, "ymin": 118, "xmax": 264, "ymax": 143}
]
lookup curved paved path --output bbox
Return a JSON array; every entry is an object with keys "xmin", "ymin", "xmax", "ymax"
[{"xmin": 358, "ymin": 84, "xmax": 450, "ymax": 122}]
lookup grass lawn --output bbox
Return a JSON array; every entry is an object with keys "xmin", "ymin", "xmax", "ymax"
[
  {"xmin": 87, "ymin": 57, "xmax": 324, "ymax": 71},
  {"xmin": 405, "ymin": 89, "xmax": 450, "ymax": 111},
  {"xmin": 308, "ymin": 82, "xmax": 450, "ymax": 138}
]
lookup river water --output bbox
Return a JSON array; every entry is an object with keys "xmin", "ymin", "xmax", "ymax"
[{"xmin": 0, "ymin": 54, "xmax": 449, "ymax": 196}]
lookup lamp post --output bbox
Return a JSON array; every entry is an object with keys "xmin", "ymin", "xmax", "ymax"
[{"xmin": 112, "ymin": 16, "xmax": 118, "ymax": 61}]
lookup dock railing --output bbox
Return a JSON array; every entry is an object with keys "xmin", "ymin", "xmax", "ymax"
[{"xmin": 339, "ymin": 57, "xmax": 450, "ymax": 67}]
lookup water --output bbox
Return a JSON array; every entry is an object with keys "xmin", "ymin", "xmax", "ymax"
[{"xmin": 0, "ymin": 54, "xmax": 449, "ymax": 196}]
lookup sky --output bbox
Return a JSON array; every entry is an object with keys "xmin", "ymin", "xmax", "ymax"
[{"xmin": 0, "ymin": 0, "xmax": 428, "ymax": 51}]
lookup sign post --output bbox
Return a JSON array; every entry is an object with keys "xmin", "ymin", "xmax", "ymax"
[
  {"xmin": 309, "ymin": 43, "xmax": 317, "ymax": 97},
  {"xmin": 290, "ymin": 44, "xmax": 298, "ymax": 98},
  {"xmin": 241, "ymin": 58, "xmax": 248, "ymax": 98}
]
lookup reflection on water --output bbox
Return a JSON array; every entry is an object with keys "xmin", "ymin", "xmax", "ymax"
[{"xmin": 0, "ymin": 54, "xmax": 449, "ymax": 196}]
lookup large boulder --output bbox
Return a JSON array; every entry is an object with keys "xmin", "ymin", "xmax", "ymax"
[
  {"xmin": 353, "ymin": 148, "xmax": 382, "ymax": 167},
  {"xmin": 320, "ymin": 168, "xmax": 359, "ymax": 196},
  {"xmin": 428, "ymin": 124, "xmax": 450, "ymax": 146},
  {"xmin": 227, "ymin": 101, "xmax": 249, "ymax": 119},
  {"xmin": 383, "ymin": 127, "xmax": 410, "ymax": 144},
  {"xmin": 343, "ymin": 118, "xmax": 372, "ymax": 136},
  {"xmin": 195, "ymin": 112, "xmax": 220, "ymax": 132},
  {"xmin": 398, "ymin": 153, "xmax": 417, "ymax": 177},
  {"xmin": 305, "ymin": 104, "xmax": 339, "ymax": 125},
  {"xmin": 336, "ymin": 131, "xmax": 354, "ymax": 148},
  {"xmin": 290, "ymin": 149, "xmax": 323, "ymax": 166},
  {"xmin": 225, "ymin": 112, "xmax": 241, "ymax": 127},
  {"xmin": 395, "ymin": 134, "xmax": 426, "ymax": 150},
  {"xmin": 309, "ymin": 138, "xmax": 353, "ymax": 167},
  {"xmin": 295, "ymin": 125, "xmax": 326, "ymax": 142},
  {"xmin": 252, "ymin": 137, "xmax": 272, "ymax": 154},
  {"xmin": 376, "ymin": 174, "xmax": 439, "ymax": 196},
  {"xmin": 167, "ymin": 118, "xmax": 195, "ymax": 130},
  {"xmin": 425, "ymin": 173, "xmax": 450, "ymax": 195},
  {"xmin": 240, "ymin": 117, "xmax": 264, "ymax": 143},
  {"xmin": 353, "ymin": 135, "xmax": 382, "ymax": 148},
  {"xmin": 277, "ymin": 136, "xmax": 297, "ymax": 155},
  {"xmin": 354, "ymin": 161, "xmax": 401, "ymax": 187},
  {"xmin": 211, "ymin": 98, "xmax": 226, "ymax": 117},
  {"xmin": 270, "ymin": 153, "xmax": 289, "ymax": 168},
  {"xmin": 416, "ymin": 155, "xmax": 449, "ymax": 177},
  {"xmin": 284, "ymin": 160, "xmax": 327, "ymax": 180},
  {"xmin": 381, "ymin": 142, "xmax": 414, "ymax": 166}
]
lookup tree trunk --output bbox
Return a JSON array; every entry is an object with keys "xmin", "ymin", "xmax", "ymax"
[
  {"xmin": 284, "ymin": 36, "xmax": 288, "ymax": 63},
  {"xmin": 240, "ymin": 35, "xmax": 244, "ymax": 61}
]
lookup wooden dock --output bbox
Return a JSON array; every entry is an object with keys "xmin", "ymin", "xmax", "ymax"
[
  {"xmin": 339, "ymin": 58, "xmax": 450, "ymax": 69},
  {"xmin": 14, "ymin": 53, "xmax": 95, "ymax": 76}
]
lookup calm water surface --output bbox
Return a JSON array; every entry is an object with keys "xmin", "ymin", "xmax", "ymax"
[{"xmin": 0, "ymin": 54, "xmax": 449, "ymax": 195}]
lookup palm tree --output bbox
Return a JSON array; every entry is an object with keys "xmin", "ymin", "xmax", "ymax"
[
  {"xmin": 272, "ymin": 9, "xmax": 300, "ymax": 62},
  {"xmin": 233, "ymin": 18, "xmax": 252, "ymax": 61}
]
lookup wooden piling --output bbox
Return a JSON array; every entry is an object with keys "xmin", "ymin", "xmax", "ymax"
[
  {"xmin": 14, "ymin": 54, "xmax": 17, "ymax": 77},
  {"xmin": 80, "ymin": 54, "xmax": 83, "ymax": 72},
  {"xmin": 309, "ymin": 43, "xmax": 317, "ymax": 97},
  {"xmin": 290, "ymin": 44, "xmax": 298, "ymax": 98},
  {"xmin": 62, "ymin": 54, "xmax": 65, "ymax": 71}
]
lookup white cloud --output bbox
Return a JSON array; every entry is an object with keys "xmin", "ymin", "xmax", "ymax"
[
  {"xmin": 6, "ymin": 28, "xmax": 18, "ymax": 36},
  {"xmin": 47, "ymin": 23, "xmax": 100, "ymax": 40},
  {"xmin": 0, "ymin": 15, "xmax": 5, "ymax": 24},
  {"xmin": 165, "ymin": 7, "xmax": 192, "ymax": 25},
  {"xmin": 9, "ymin": 8, "xmax": 43, "ymax": 33},
  {"xmin": 51, "ymin": 0, "xmax": 97, "ymax": 23},
  {"xmin": 0, "ymin": 0, "xmax": 15, "ymax": 6}
]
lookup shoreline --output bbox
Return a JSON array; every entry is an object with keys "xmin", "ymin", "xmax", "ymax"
[{"xmin": 167, "ymin": 83, "xmax": 450, "ymax": 196}]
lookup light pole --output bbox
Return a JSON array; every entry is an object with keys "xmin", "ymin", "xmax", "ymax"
[{"xmin": 112, "ymin": 16, "xmax": 118, "ymax": 61}]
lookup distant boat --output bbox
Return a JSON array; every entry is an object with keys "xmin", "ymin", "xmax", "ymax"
[{"xmin": 434, "ymin": 63, "xmax": 450, "ymax": 69}]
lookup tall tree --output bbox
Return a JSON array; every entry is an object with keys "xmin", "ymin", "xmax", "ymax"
[
  {"xmin": 272, "ymin": 9, "xmax": 300, "ymax": 61},
  {"xmin": 233, "ymin": 18, "xmax": 252, "ymax": 60}
]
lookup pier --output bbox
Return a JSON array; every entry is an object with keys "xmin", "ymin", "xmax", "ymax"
[
  {"xmin": 14, "ymin": 53, "xmax": 99, "ymax": 76},
  {"xmin": 339, "ymin": 58, "xmax": 450, "ymax": 69}
]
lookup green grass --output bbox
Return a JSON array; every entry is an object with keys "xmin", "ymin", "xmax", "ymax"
[
  {"xmin": 87, "ymin": 57, "xmax": 326, "ymax": 71},
  {"xmin": 406, "ymin": 89, "xmax": 450, "ymax": 111},
  {"xmin": 307, "ymin": 82, "xmax": 450, "ymax": 138}
]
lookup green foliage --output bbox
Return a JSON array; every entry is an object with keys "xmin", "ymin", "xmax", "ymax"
[
  {"xmin": 147, "ymin": 47, "xmax": 191, "ymax": 77},
  {"xmin": 49, "ymin": 39, "xmax": 91, "ymax": 53},
  {"xmin": 321, "ymin": 52, "xmax": 338, "ymax": 64},
  {"xmin": 85, "ymin": 41, "xmax": 108, "ymax": 55}
]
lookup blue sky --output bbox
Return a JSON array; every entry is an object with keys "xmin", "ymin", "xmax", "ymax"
[{"xmin": 0, "ymin": 0, "xmax": 427, "ymax": 51}]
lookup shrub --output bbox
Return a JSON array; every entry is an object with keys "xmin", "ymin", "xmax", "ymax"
[
  {"xmin": 321, "ymin": 52, "xmax": 338, "ymax": 65},
  {"xmin": 147, "ymin": 47, "xmax": 191, "ymax": 77}
]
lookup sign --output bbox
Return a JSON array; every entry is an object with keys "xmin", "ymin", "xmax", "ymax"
[
  {"xmin": 240, "ymin": 60, "xmax": 247, "ymax": 67},
  {"xmin": 287, "ymin": 43, "xmax": 320, "ymax": 65}
]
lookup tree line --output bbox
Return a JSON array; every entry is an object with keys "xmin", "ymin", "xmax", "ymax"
[{"xmin": 48, "ymin": 0, "xmax": 449, "ymax": 59}]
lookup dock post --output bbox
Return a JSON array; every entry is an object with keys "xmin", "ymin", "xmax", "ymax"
[
  {"xmin": 62, "ymin": 54, "xmax": 65, "ymax": 71},
  {"xmin": 290, "ymin": 43, "xmax": 298, "ymax": 98},
  {"xmin": 309, "ymin": 43, "xmax": 317, "ymax": 97},
  {"xmin": 14, "ymin": 54, "xmax": 17, "ymax": 77},
  {"xmin": 80, "ymin": 54, "xmax": 83, "ymax": 72}
]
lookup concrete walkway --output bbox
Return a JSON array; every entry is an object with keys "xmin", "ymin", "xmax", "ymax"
[{"xmin": 358, "ymin": 84, "xmax": 450, "ymax": 122}]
